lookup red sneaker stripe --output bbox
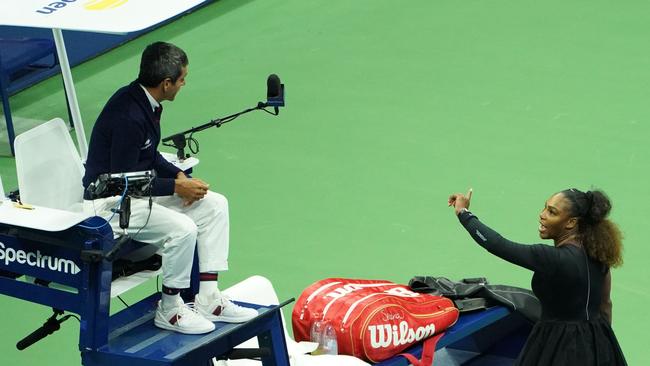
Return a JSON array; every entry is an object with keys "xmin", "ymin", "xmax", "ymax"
[
  {"xmin": 212, "ymin": 306, "xmax": 222, "ymax": 316},
  {"xmin": 169, "ymin": 314, "xmax": 181, "ymax": 325}
]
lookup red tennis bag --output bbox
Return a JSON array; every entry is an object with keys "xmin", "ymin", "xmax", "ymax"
[{"xmin": 292, "ymin": 278, "xmax": 459, "ymax": 363}]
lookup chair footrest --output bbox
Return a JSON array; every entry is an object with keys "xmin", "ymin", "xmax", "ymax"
[
  {"xmin": 110, "ymin": 269, "xmax": 161, "ymax": 298},
  {"xmin": 82, "ymin": 293, "xmax": 291, "ymax": 365}
]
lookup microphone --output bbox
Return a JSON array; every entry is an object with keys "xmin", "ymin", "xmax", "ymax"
[
  {"xmin": 265, "ymin": 74, "xmax": 285, "ymax": 114},
  {"xmin": 17, "ymin": 319, "xmax": 60, "ymax": 350},
  {"xmin": 16, "ymin": 310, "xmax": 72, "ymax": 350},
  {"xmin": 267, "ymin": 74, "xmax": 280, "ymax": 100}
]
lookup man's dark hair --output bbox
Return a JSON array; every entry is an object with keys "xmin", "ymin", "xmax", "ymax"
[{"xmin": 138, "ymin": 42, "xmax": 188, "ymax": 87}]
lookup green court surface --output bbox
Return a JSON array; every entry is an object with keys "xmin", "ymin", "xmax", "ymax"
[{"xmin": 1, "ymin": 0, "xmax": 648, "ymax": 364}]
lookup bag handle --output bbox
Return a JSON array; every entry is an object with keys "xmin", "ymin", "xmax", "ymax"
[{"xmin": 398, "ymin": 332, "xmax": 444, "ymax": 366}]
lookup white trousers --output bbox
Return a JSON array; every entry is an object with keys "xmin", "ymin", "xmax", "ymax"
[{"xmin": 84, "ymin": 191, "xmax": 229, "ymax": 289}]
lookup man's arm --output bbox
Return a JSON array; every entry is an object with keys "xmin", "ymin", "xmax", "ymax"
[
  {"xmin": 107, "ymin": 116, "xmax": 180, "ymax": 197},
  {"xmin": 153, "ymin": 150, "xmax": 183, "ymax": 178},
  {"xmin": 109, "ymin": 115, "xmax": 146, "ymax": 174}
]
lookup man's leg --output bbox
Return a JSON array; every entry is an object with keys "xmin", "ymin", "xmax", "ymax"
[
  {"xmin": 156, "ymin": 191, "xmax": 257, "ymax": 322},
  {"xmin": 86, "ymin": 196, "xmax": 198, "ymax": 288},
  {"xmin": 156, "ymin": 191, "xmax": 229, "ymax": 274},
  {"xmin": 83, "ymin": 196, "xmax": 215, "ymax": 334}
]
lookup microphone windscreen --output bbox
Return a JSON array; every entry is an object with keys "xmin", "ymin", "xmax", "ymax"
[{"xmin": 267, "ymin": 74, "xmax": 281, "ymax": 98}]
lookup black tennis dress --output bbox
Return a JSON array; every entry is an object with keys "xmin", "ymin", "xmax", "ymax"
[{"xmin": 458, "ymin": 210, "xmax": 627, "ymax": 365}]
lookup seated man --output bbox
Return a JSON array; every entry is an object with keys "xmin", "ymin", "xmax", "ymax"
[{"xmin": 82, "ymin": 41, "xmax": 257, "ymax": 334}]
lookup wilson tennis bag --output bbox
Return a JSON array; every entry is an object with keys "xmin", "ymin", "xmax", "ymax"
[{"xmin": 292, "ymin": 278, "xmax": 459, "ymax": 364}]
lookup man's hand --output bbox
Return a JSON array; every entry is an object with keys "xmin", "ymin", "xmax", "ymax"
[
  {"xmin": 448, "ymin": 188, "xmax": 473, "ymax": 215},
  {"xmin": 175, "ymin": 172, "xmax": 209, "ymax": 206}
]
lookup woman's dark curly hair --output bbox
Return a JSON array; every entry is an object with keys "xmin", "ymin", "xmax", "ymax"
[{"xmin": 561, "ymin": 188, "xmax": 623, "ymax": 268}]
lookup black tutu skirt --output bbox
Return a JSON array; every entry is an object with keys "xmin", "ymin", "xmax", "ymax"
[{"xmin": 515, "ymin": 317, "xmax": 627, "ymax": 366}]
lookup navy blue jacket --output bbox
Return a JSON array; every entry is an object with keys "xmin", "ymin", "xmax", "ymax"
[{"xmin": 82, "ymin": 81, "xmax": 181, "ymax": 197}]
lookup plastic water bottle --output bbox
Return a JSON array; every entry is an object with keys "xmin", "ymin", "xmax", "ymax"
[
  {"xmin": 321, "ymin": 323, "xmax": 338, "ymax": 355},
  {"xmin": 310, "ymin": 319, "xmax": 324, "ymax": 354}
]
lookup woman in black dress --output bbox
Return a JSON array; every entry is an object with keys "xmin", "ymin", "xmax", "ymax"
[{"xmin": 448, "ymin": 188, "xmax": 626, "ymax": 365}]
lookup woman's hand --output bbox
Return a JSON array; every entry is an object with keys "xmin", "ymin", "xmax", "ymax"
[{"xmin": 448, "ymin": 188, "xmax": 473, "ymax": 215}]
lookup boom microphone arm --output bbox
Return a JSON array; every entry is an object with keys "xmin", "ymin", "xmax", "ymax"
[
  {"xmin": 162, "ymin": 103, "xmax": 265, "ymax": 160},
  {"xmin": 162, "ymin": 74, "xmax": 285, "ymax": 160}
]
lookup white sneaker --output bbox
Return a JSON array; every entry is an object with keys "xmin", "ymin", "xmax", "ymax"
[
  {"xmin": 196, "ymin": 292, "xmax": 258, "ymax": 323},
  {"xmin": 154, "ymin": 299, "xmax": 215, "ymax": 334}
]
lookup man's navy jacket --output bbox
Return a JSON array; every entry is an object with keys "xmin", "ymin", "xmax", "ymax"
[{"xmin": 82, "ymin": 81, "xmax": 181, "ymax": 197}]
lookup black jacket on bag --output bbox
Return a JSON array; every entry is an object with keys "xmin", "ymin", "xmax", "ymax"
[{"xmin": 409, "ymin": 276, "xmax": 541, "ymax": 322}]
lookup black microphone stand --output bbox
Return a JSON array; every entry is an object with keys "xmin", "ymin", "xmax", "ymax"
[{"xmin": 162, "ymin": 102, "xmax": 278, "ymax": 160}]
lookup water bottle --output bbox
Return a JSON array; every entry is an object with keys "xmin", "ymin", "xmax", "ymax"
[
  {"xmin": 310, "ymin": 319, "xmax": 324, "ymax": 354},
  {"xmin": 321, "ymin": 323, "xmax": 338, "ymax": 355}
]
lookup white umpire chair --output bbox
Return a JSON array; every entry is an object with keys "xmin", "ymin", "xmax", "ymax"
[
  {"xmin": 12, "ymin": 119, "xmax": 362, "ymax": 365},
  {"xmin": 13, "ymin": 117, "xmax": 160, "ymax": 296},
  {"xmin": 14, "ymin": 117, "xmax": 85, "ymax": 213}
]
